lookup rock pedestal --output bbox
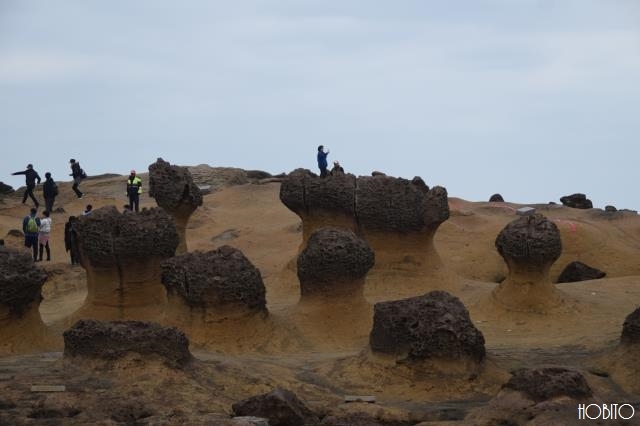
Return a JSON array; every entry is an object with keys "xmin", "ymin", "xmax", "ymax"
[
  {"xmin": 0, "ymin": 247, "xmax": 53, "ymax": 354},
  {"xmin": 69, "ymin": 206, "xmax": 179, "ymax": 322},
  {"xmin": 148, "ymin": 158, "xmax": 203, "ymax": 254},
  {"xmin": 161, "ymin": 246, "xmax": 270, "ymax": 349},
  {"xmin": 493, "ymin": 213, "xmax": 563, "ymax": 312}
]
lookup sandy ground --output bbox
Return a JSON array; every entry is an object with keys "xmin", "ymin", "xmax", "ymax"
[{"xmin": 1, "ymin": 172, "xmax": 639, "ymax": 424}]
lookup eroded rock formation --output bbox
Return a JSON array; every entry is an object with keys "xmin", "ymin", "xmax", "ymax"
[
  {"xmin": 560, "ymin": 193, "xmax": 593, "ymax": 209},
  {"xmin": 621, "ymin": 306, "xmax": 640, "ymax": 345},
  {"xmin": 232, "ymin": 388, "xmax": 320, "ymax": 426},
  {"xmin": 70, "ymin": 206, "xmax": 178, "ymax": 321},
  {"xmin": 149, "ymin": 158, "xmax": 203, "ymax": 254},
  {"xmin": 466, "ymin": 368, "xmax": 594, "ymax": 425},
  {"xmin": 489, "ymin": 193, "xmax": 504, "ymax": 202},
  {"xmin": 63, "ymin": 319, "xmax": 192, "ymax": 367},
  {"xmin": 493, "ymin": 213, "xmax": 563, "ymax": 311},
  {"xmin": 280, "ymin": 170, "xmax": 450, "ymax": 283},
  {"xmin": 0, "ymin": 246, "xmax": 52, "ymax": 354},
  {"xmin": 162, "ymin": 245, "xmax": 266, "ymax": 318},
  {"xmin": 370, "ymin": 290, "xmax": 485, "ymax": 364},
  {"xmin": 557, "ymin": 261, "xmax": 606, "ymax": 283},
  {"xmin": 0, "ymin": 182, "xmax": 14, "ymax": 195}
]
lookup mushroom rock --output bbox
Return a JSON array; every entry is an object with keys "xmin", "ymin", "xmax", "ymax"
[
  {"xmin": 0, "ymin": 246, "xmax": 56, "ymax": 354},
  {"xmin": 148, "ymin": 158, "xmax": 203, "ymax": 254},
  {"xmin": 69, "ymin": 206, "xmax": 179, "ymax": 322},
  {"xmin": 279, "ymin": 168, "xmax": 358, "ymax": 248},
  {"xmin": 493, "ymin": 213, "xmax": 563, "ymax": 312},
  {"xmin": 293, "ymin": 227, "xmax": 375, "ymax": 348},
  {"xmin": 280, "ymin": 170, "xmax": 452, "ymax": 295},
  {"xmin": 63, "ymin": 319, "xmax": 192, "ymax": 368},
  {"xmin": 465, "ymin": 368, "xmax": 594, "ymax": 425},
  {"xmin": 370, "ymin": 291, "xmax": 485, "ymax": 367},
  {"xmin": 556, "ymin": 261, "xmax": 606, "ymax": 283},
  {"xmin": 161, "ymin": 245, "xmax": 270, "ymax": 349}
]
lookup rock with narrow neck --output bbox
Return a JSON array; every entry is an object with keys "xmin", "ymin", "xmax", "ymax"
[
  {"xmin": 68, "ymin": 206, "xmax": 178, "ymax": 322},
  {"xmin": 148, "ymin": 158, "xmax": 203, "ymax": 254},
  {"xmin": 493, "ymin": 213, "xmax": 563, "ymax": 312}
]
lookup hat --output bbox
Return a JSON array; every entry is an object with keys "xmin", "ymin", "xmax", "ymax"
[
  {"xmin": 130, "ymin": 170, "xmax": 136, "ymax": 174},
  {"xmin": 26, "ymin": 164, "xmax": 33, "ymax": 169}
]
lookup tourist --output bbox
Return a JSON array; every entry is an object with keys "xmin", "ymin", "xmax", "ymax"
[
  {"xmin": 38, "ymin": 210, "xmax": 52, "ymax": 261},
  {"xmin": 42, "ymin": 172, "xmax": 59, "ymax": 213},
  {"xmin": 317, "ymin": 145, "xmax": 330, "ymax": 178},
  {"xmin": 22, "ymin": 207, "xmax": 41, "ymax": 261},
  {"xmin": 83, "ymin": 204, "xmax": 93, "ymax": 216},
  {"xmin": 64, "ymin": 216, "xmax": 79, "ymax": 265},
  {"xmin": 69, "ymin": 158, "xmax": 85, "ymax": 198},
  {"xmin": 126, "ymin": 170, "xmax": 142, "ymax": 212},
  {"xmin": 11, "ymin": 164, "xmax": 41, "ymax": 208},
  {"xmin": 330, "ymin": 161, "xmax": 344, "ymax": 176}
]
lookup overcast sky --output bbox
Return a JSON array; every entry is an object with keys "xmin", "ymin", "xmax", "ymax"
[{"xmin": 1, "ymin": 1, "xmax": 639, "ymax": 210}]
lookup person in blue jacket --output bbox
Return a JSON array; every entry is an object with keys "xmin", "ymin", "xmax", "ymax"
[{"xmin": 317, "ymin": 145, "xmax": 330, "ymax": 178}]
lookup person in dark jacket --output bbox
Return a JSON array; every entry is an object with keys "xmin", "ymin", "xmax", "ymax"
[
  {"xmin": 11, "ymin": 164, "xmax": 41, "ymax": 208},
  {"xmin": 64, "ymin": 216, "xmax": 79, "ymax": 265},
  {"xmin": 69, "ymin": 158, "xmax": 85, "ymax": 198},
  {"xmin": 317, "ymin": 145, "xmax": 330, "ymax": 178},
  {"xmin": 330, "ymin": 161, "xmax": 345, "ymax": 176},
  {"xmin": 42, "ymin": 172, "xmax": 58, "ymax": 213},
  {"xmin": 126, "ymin": 170, "xmax": 142, "ymax": 212},
  {"xmin": 22, "ymin": 207, "xmax": 41, "ymax": 261}
]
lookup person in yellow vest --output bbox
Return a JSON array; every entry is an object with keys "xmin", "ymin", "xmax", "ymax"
[{"xmin": 126, "ymin": 170, "xmax": 143, "ymax": 212}]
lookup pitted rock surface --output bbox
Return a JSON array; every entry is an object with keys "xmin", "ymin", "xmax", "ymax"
[
  {"xmin": 63, "ymin": 319, "xmax": 192, "ymax": 367},
  {"xmin": 297, "ymin": 227, "xmax": 374, "ymax": 292},
  {"xmin": 149, "ymin": 158, "xmax": 203, "ymax": 211},
  {"xmin": 321, "ymin": 412, "xmax": 383, "ymax": 426},
  {"xmin": 489, "ymin": 193, "xmax": 504, "ymax": 202},
  {"xmin": 495, "ymin": 214, "xmax": 562, "ymax": 266},
  {"xmin": 503, "ymin": 368, "xmax": 593, "ymax": 402},
  {"xmin": 0, "ymin": 247, "xmax": 46, "ymax": 316},
  {"xmin": 161, "ymin": 245, "xmax": 266, "ymax": 310},
  {"xmin": 73, "ymin": 206, "xmax": 178, "ymax": 267},
  {"xmin": 232, "ymin": 388, "xmax": 319, "ymax": 426},
  {"xmin": 370, "ymin": 291, "xmax": 485, "ymax": 362},
  {"xmin": 556, "ymin": 261, "xmax": 606, "ymax": 283},
  {"xmin": 560, "ymin": 193, "xmax": 593, "ymax": 209},
  {"xmin": 280, "ymin": 169, "xmax": 449, "ymax": 233},
  {"xmin": 621, "ymin": 307, "xmax": 640, "ymax": 345}
]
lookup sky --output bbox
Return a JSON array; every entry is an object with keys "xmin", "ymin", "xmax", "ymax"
[{"xmin": 1, "ymin": 1, "xmax": 639, "ymax": 210}]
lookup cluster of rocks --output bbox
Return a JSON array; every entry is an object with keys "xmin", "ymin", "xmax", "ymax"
[{"xmin": 560, "ymin": 193, "xmax": 593, "ymax": 209}]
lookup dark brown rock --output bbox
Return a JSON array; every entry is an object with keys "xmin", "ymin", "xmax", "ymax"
[
  {"xmin": 280, "ymin": 168, "xmax": 357, "ymax": 217},
  {"xmin": 63, "ymin": 319, "xmax": 192, "ymax": 367},
  {"xmin": 161, "ymin": 245, "xmax": 266, "ymax": 311},
  {"xmin": 560, "ymin": 193, "xmax": 593, "ymax": 209},
  {"xmin": 148, "ymin": 158, "xmax": 203, "ymax": 212},
  {"xmin": 503, "ymin": 367, "xmax": 593, "ymax": 402},
  {"xmin": 73, "ymin": 206, "xmax": 179, "ymax": 267},
  {"xmin": 605, "ymin": 205, "xmax": 617, "ymax": 212},
  {"xmin": 0, "ymin": 182, "xmax": 14, "ymax": 195},
  {"xmin": 556, "ymin": 261, "xmax": 606, "ymax": 283},
  {"xmin": 321, "ymin": 412, "xmax": 383, "ymax": 426},
  {"xmin": 232, "ymin": 388, "xmax": 320, "ymax": 426},
  {"xmin": 246, "ymin": 170, "xmax": 272, "ymax": 180},
  {"xmin": 489, "ymin": 193, "xmax": 504, "ymax": 202},
  {"xmin": 0, "ymin": 246, "xmax": 47, "ymax": 316},
  {"xmin": 621, "ymin": 306, "xmax": 640, "ymax": 345},
  {"xmin": 297, "ymin": 227, "xmax": 374, "ymax": 296},
  {"xmin": 495, "ymin": 214, "xmax": 561, "ymax": 267},
  {"xmin": 370, "ymin": 291, "xmax": 485, "ymax": 362}
]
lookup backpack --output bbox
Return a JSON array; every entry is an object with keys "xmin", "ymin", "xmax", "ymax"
[
  {"xmin": 26, "ymin": 216, "xmax": 39, "ymax": 233},
  {"xmin": 80, "ymin": 169, "xmax": 87, "ymax": 179}
]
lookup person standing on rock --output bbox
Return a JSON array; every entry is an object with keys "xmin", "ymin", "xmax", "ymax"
[
  {"xmin": 11, "ymin": 164, "xmax": 41, "ymax": 208},
  {"xmin": 69, "ymin": 158, "xmax": 85, "ymax": 198},
  {"xmin": 22, "ymin": 207, "xmax": 41, "ymax": 261},
  {"xmin": 330, "ymin": 161, "xmax": 344, "ymax": 176},
  {"xmin": 126, "ymin": 170, "xmax": 142, "ymax": 212},
  {"xmin": 38, "ymin": 210, "xmax": 52, "ymax": 262},
  {"xmin": 317, "ymin": 145, "xmax": 330, "ymax": 178},
  {"xmin": 64, "ymin": 216, "xmax": 79, "ymax": 265},
  {"xmin": 42, "ymin": 172, "xmax": 59, "ymax": 213}
]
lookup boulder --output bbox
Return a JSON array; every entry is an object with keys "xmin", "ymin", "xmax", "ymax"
[
  {"xmin": 503, "ymin": 367, "xmax": 593, "ymax": 402},
  {"xmin": 556, "ymin": 261, "xmax": 606, "ymax": 283},
  {"xmin": 0, "ymin": 246, "xmax": 46, "ymax": 317},
  {"xmin": 149, "ymin": 158, "xmax": 203, "ymax": 254},
  {"xmin": 560, "ymin": 193, "xmax": 593, "ymax": 209},
  {"xmin": 232, "ymin": 388, "xmax": 319, "ymax": 426},
  {"xmin": 489, "ymin": 193, "xmax": 504, "ymax": 202},
  {"xmin": 63, "ymin": 319, "xmax": 192, "ymax": 367},
  {"xmin": 0, "ymin": 182, "xmax": 14, "ymax": 195},
  {"xmin": 492, "ymin": 213, "xmax": 563, "ymax": 312},
  {"xmin": 370, "ymin": 291, "xmax": 485, "ymax": 363},
  {"xmin": 621, "ymin": 306, "xmax": 640, "ymax": 345}
]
